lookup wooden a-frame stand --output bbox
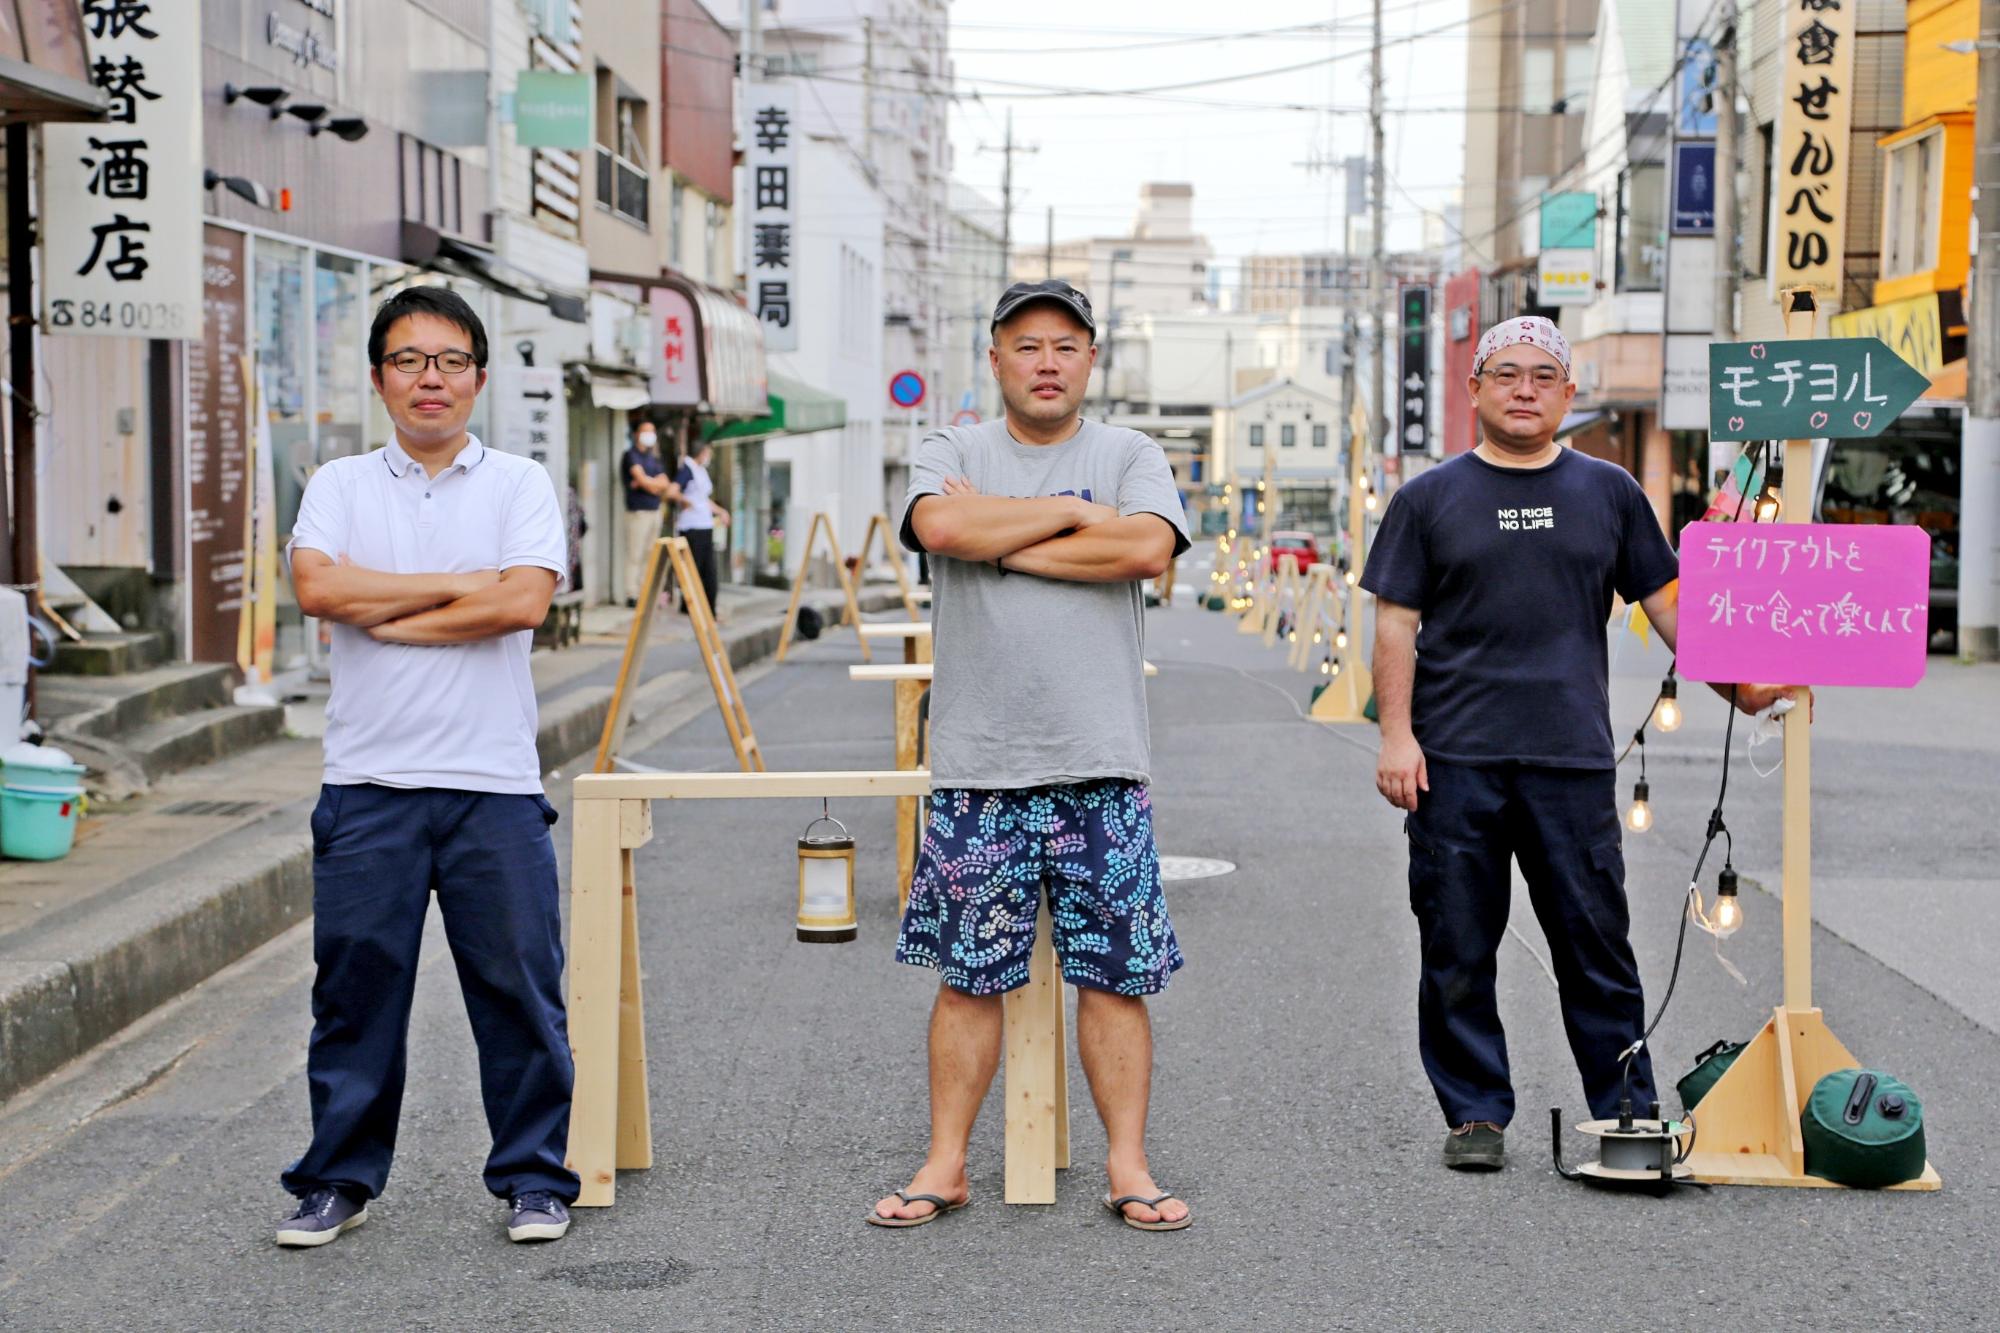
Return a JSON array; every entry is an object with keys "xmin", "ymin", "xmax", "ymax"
[
  {"xmin": 853, "ymin": 511, "xmax": 923, "ymax": 622},
  {"xmin": 563, "ymin": 768, "xmax": 1070, "ymax": 1208},
  {"xmin": 775, "ymin": 511, "xmax": 872, "ymax": 663},
  {"xmin": 1311, "ymin": 398, "xmax": 1377, "ymax": 722},
  {"xmin": 1679, "ymin": 291, "xmax": 1938, "ymax": 1190},
  {"xmin": 1259, "ymin": 553, "xmax": 1305, "ymax": 647},
  {"xmin": 593, "ymin": 536, "xmax": 765, "ymax": 774},
  {"xmin": 1287, "ymin": 562, "xmax": 1338, "ymax": 672}
]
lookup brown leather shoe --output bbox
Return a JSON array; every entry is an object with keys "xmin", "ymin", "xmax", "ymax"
[{"xmin": 1444, "ymin": 1121, "xmax": 1505, "ymax": 1170}]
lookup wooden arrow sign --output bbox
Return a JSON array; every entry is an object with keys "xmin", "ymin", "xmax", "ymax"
[{"xmin": 1709, "ymin": 338, "xmax": 1930, "ymax": 441}]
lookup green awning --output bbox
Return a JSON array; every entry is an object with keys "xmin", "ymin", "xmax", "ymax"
[{"xmin": 702, "ymin": 373, "xmax": 847, "ymax": 444}]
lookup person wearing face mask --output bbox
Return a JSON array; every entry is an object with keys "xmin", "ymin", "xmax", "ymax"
[
  {"xmin": 621, "ymin": 421, "xmax": 680, "ymax": 608},
  {"xmin": 1362, "ymin": 316, "xmax": 1802, "ymax": 1174}
]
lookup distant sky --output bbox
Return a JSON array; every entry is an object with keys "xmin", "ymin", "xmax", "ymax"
[{"xmin": 942, "ymin": 0, "xmax": 1476, "ymax": 282}]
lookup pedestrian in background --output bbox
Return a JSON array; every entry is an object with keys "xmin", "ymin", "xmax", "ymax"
[
  {"xmin": 1363, "ymin": 316, "xmax": 1801, "ymax": 1172},
  {"xmin": 621, "ymin": 420, "xmax": 680, "ymax": 608},
  {"xmin": 673, "ymin": 439, "xmax": 728, "ymax": 616},
  {"xmin": 279, "ymin": 286, "xmax": 578, "ymax": 1247},
  {"xmin": 873, "ymin": 279, "xmax": 1194, "ymax": 1232}
]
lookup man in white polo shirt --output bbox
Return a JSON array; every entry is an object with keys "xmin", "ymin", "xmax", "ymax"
[{"xmin": 276, "ymin": 286, "xmax": 577, "ymax": 1248}]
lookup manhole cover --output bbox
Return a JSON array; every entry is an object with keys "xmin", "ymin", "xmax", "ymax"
[
  {"xmin": 1158, "ymin": 855, "xmax": 1236, "ymax": 882},
  {"xmin": 544, "ymin": 1258, "xmax": 693, "ymax": 1292}
]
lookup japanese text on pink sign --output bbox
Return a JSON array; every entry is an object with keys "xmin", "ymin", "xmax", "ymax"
[{"xmin": 1675, "ymin": 521, "xmax": 1931, "ymax": 688}]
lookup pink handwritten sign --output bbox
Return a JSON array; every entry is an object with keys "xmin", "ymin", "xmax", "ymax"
[{"xmin": 1676, "ymin": 522, "xmax": 1931, "ymax": 688}]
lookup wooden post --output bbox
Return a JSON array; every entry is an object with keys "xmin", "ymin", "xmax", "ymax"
[
  {"xmin": 893, "ymin": 676, "xmax": 924, "ymax": 910},
  {"xmin": 1680, "ymin": 290, "xmax": 1940, "ymax": 1190},
  {"xmin": 1003, "ymin": 913, "xmax": 1069, "ymax": 1204},
  {"xmin": 1262, "ymin": 553, "xmax": 1302, "ymax": 647},
  {"xmin": 1310, "ymin": 402, "xmax": 1377, "ymax": 722},
  {"xmin": 565, "ymin": 797, "xmax": 625, "ymax": 1206},
  {"xmin": 616, "ymin": 800, "xmax": 654, "ymax": 1170}
]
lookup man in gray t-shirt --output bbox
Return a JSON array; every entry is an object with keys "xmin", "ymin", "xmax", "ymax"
[{"xmin": 869, "ymin": 280, "xmax": 1194, "ymax": 1234}]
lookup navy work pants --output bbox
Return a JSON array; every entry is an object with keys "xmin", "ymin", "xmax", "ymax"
[
  {"xmin": 281, "ymin": 784, "xmax": 580, "ymax": 1202},
  {"xmin": 1405, "ymin": 760, "xmax": 1655, "ymax": 1127}
]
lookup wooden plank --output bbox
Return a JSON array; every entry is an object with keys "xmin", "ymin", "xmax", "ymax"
[
  {"xmin": 564, "ymin": 799, "xmax": 625, "ymax": 1206},
  {"xmin": 1771, "ymin": 1005, "xmax": 1807, "ymax": 1173},
  {"xmin": 618, "ymin": 798, "xmax": 653, "ymax": 850},
  {"xmin": 773, "ymin": 512, "xmax": 823, "ymax": 663},
  {"xmin": 573, "ymin": 770, "xmax": 934, "ymax": 802},
  {"xmin": 1780, "ymin": 293, "xmax": 1818, "ymax": 1012},
  {"xmin": 857, "ymin": 622, "xmax": 934, "ymax": 639},
  {"xmin": 615, "ymin": 840, "xmax": 653, "ymax": 1171},
  {"xmin": 668, "ymin": 538, "xmax": 764, "ymax": 773},
  {"xmin": 1053, "ymin": 972, "xmax": 1071, "ymax": 1170},
  {"xmin": 1003, "ymin": 914, "xmax": 1063, "ymax": 1204},
  {"xmin": 850, "ymin": 663, "xmax": 934, "ymax": 682}
]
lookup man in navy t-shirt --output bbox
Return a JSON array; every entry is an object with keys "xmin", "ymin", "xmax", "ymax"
[{"xmin": 1361, "ymin": 316, "xmax": 1798, "ymax": 1172}]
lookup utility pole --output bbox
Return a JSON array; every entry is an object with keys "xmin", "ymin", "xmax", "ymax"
[
  {"xmin": 1369, "ymin": 0, "xmax": 1391, "ymax": 465},
  {"xmin": 737, "ymin": 0, "xmax": 761, "ymax": 296},
  {"xmin": 1712, "ymin": 4, "xmax": 1739, "ymax": 339},
  {"xmin": 1044, "ymin": 204, "xmax": 1054, "ymax": 279},
  {"xmin": 1964, "ymin": 0, "xmax": 2000, "ymax": 660},
  {"xmin": 979, "ymin": 109, "xmax": 1036, "ymax": 289}
]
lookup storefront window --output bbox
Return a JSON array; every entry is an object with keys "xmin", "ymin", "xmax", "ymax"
[
  {"xmin": 315, "ymin": 252, "xmax": 366, "ymax": 463},
  {"xmin": 255, "ymin": 239, "xmax": 312, "ymax": 550}
]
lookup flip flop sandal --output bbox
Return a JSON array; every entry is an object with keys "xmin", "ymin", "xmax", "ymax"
[
  {"xmin": 866, "ymin": 1190, "xmax": 970, "ymax": 1229},
  {"xmin": 1104, "ymin": 1191, "xmax": 1193, "ymax": 1232}
]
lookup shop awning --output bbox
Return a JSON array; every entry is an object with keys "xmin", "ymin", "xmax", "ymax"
[
  {"xmin": 701, "ymin": 373, "xmax": 847, "ymax": 444},
  {"xmin": 0, "ymin": 1, "xmax": 109, "ymax": 122},
  {"xmin": 1555, "ymin": 409, "xmax": 1606, "ymax": 440},
  {"xmin": 404, "ymin": 224, "xmax": 588, "ymax": 323}
]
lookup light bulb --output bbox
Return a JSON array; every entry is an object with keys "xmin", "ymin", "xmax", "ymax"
[
  {"xmin": 1257, "ymin": 502, "xmax": 1266, "ymax": 514},
  {"xmin": 1625, "ymin": 780, "xmax": 1652, "ymax": 833},
  {"xmin": 1712, "ymin": 867, "xmax": 1742, "ymax": 938},
  {"xmin": 1320, "ymin": 659, "xmax": 1332, "ymax": 675},
  {"xmin": 1654, "ymin": 679, "xmax": 1682, "ymax": 733},
  {"xmin": 1288, "ymin": 630, "xmax": 1297, "ymax": 643},
  {"xmin": 1336, "ymin": 630, "xmax": 1348, "ymax": 649},
  {"xmin": 1365, "ymin": 491, "xmax": 1379, "ymax": 511},
  {"xmin": 1312, "ymin": 630, "xmax": 1324, "ymax": 644},
  {"xmin": 1344, "ymin": 570, "xmax": 1359, "ymax": 586}
]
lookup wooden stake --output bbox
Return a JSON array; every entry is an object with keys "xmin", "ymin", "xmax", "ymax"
[
  {"xmin": 893, "ymin": 676, "xmax": 924, "ymax": 911},
  {"xmin": 1003, "ymin": 913, "xmax": 1067, "ymax": 1204},
  {"xmin": 565, "ymin": 798, "xmax": 625, "ymax": 1206}
]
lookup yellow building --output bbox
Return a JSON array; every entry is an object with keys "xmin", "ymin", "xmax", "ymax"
[{"xmin": 1831, "ymin": 0, "xmax": 1978, "ymax": 396}]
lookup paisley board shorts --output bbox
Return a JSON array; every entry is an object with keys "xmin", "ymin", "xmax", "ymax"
[{"xmin": 894, "ymin": 779, "xmax": 1184, "ymax": 997}]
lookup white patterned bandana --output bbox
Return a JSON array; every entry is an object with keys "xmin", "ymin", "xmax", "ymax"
[{"xmin": 1474, "ymin": 317, "xmax": 1571, "ymax": 376}]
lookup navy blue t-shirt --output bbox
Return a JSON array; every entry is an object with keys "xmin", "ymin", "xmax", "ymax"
[
  {"xmin": 622, "ymin": 447, "xmax": 665, "ymax": 511},
  {"xmin": 1360, "ymin": 449, "xmax": 1678, "ymax": 768}
]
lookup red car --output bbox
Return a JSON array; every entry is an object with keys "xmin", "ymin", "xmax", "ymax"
[{"xmin": 1267, "ymin": 530, "xmax": 1322, "ymax": 575}]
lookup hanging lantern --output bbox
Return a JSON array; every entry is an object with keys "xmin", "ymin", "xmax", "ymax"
[{"xmin": 796, "ymin": 801, "xmax": 857, "ymax": 943}]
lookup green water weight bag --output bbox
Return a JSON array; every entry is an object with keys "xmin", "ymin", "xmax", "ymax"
[
  {"xmin": 1675, "ymin": 1038, "xmax": 1748, "ymax": 1111},
  {"xmin": 1802, "ymin": 1069, "xmax": 1927, "ymax": 1188}
]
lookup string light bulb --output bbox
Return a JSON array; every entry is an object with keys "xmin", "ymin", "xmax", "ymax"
[
  {"xmin": 1625, "ymin": 780, "xmax": 1653, "ymax": 832},
  {"xmin": 1654, "ymin": 678, "xmax": 1682, "ymax": 733},
  {"xmin": 1754, "ymin": 486, "xmax": 1782, "ymax": 523},
  {"xmin": 1344, "ymin": 570, "xmax": 1359, "ymax": 586},
  {"xmin": 1712, "ymin": 867, "xmax": 1742, "ymax": 936},
  {"xmin": 1335, "ymin": 630, "xmax": 1348, "ymax": 649}
]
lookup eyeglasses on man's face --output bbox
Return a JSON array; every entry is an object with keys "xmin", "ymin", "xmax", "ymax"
[
  {"xmin": 1478, "ymin": 364, "xmax": 1567, "ymax": 391},
  {"xmin": 383, "ymin": 349, "xmax": 479, "ymax": 376}
]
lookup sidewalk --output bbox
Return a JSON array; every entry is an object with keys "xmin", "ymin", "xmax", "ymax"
[{"xmin": 0, "ymin": 581, "xmax": 911, "ymax": 1102}]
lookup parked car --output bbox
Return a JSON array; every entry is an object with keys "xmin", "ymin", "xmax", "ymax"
[{"xmin": 1267, "ymin": 530, "xmax": 1322, "ymax": 575}]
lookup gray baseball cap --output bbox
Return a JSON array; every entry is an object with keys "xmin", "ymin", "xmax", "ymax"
[{"xmin": 990, "ymin": 279, "xmax": 1096, "ymax": 338}]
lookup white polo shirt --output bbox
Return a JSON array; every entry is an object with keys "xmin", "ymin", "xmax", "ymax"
[{"xmin": 287, "ymin": 435, "xmax": 568, "ymax": 794}]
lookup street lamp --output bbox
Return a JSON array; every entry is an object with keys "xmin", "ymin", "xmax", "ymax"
[
  {"xmin": 223, "ymin": 83, "xmax": 287, "ymax": 108},
  {"xmin": 310, "ymin": 116, "xmax": 370, "ymax": 142}
]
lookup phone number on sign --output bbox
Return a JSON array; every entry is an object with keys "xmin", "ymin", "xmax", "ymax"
[{"xmin": 46, "ymin": 298, "xmax": 192, "ymax": 334}]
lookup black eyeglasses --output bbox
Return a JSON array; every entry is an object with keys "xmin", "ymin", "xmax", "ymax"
[
  {"xmin": 1479, "ymin": 365, "xmax": 1566, "ymax": 391},
  {"xmin": 382, "ymin": 349, "xmax": 479, "ymax": 375}
]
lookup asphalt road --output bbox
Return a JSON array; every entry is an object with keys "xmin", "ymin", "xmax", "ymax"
[{"xmin": 0, "ymin": 601, "xmax": 1993, "ymax": 1329}]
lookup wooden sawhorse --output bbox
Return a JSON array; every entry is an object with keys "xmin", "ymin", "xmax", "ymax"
[{"xmin": 564, "ymin": 769, "xmax": 1073, "ymax": 1207}]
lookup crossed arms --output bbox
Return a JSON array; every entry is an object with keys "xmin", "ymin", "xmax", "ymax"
[
  {"xmin": 909, "ymin": 477, "xmax": 1176, "ymax": 583},
  {"xmin": 291, "ymin": 549, "xmax": 558, "ymax": 645}
]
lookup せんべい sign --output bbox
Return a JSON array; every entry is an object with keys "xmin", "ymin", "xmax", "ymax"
[{"xmin": 1676, "ymin": 522, "xmax": 1931, "ymax": 688}]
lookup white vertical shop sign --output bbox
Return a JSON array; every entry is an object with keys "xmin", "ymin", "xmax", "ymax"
[
  {"xmin": 1767, "ymin": 0, "xmax": 1856, "ymax": 299},
  {"xmin": 745, "ymin": 82, "xmax": 798, "ymax": 353},
  {"xmin": 489, "ymin": 365, "xmax": 570, "ymax": 501},
  {"xmin": 42, "ymin": 0, "xmax": 202, "ymax": 339},
  {"xmin": 649, "ymin": 285, "xmax": 700, "ymax": 406}
]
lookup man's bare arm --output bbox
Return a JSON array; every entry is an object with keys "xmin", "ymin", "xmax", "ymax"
[
  {"xmin": 367, "ymin": 567, "xmax": 559, "ymax": 645},
  {"xmin": 1373, "ymin": 600, "xmax": 1427, "ymax": 812},
  {"xmin": 997, "ymin": 515, "xmax": 1176, "ymax": 583},
  {"xmin": 909, "ymin": 491, "xmax": 1111, "ymax": 562},
  {"xmin": 1640, "ymin": 587, "xmax": 1810, "ymax": 718},
  {"xmin": 291, "ymin": 549, "xmax": 497, "ymax": 628}
]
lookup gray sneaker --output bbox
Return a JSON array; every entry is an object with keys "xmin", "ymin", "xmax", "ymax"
[
  {"xmin": 1444, "ymin": 1121, "xmax": 1505, "ymax": 1171},
  {"xmin": 276, "ymin": 1187, "xmax": 368, "ymax": 1247},
  {"xmin": 507, "ymin": 1190, "xmax": 572, "ymax": 1243}
]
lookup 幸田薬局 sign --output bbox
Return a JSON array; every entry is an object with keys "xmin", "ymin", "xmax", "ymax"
[{"xmin": 1677, "ymin": 521, "xmax": 1931, "ymax": 688}]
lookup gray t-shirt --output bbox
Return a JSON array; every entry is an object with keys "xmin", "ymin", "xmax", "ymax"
[{"xmin": 898, "ymin": 417, "xmax": 1190, "ymax": 790}]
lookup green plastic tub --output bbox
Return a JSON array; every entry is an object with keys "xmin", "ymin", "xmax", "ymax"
[{"xmin": 1, "ymin": 786, "xmax": 83, "ymax": 860}]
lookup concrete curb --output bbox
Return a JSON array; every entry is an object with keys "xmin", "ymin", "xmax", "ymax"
[{"xmin": 0, "ymin": 587, "xmax": 906, "ymax": 1104}]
